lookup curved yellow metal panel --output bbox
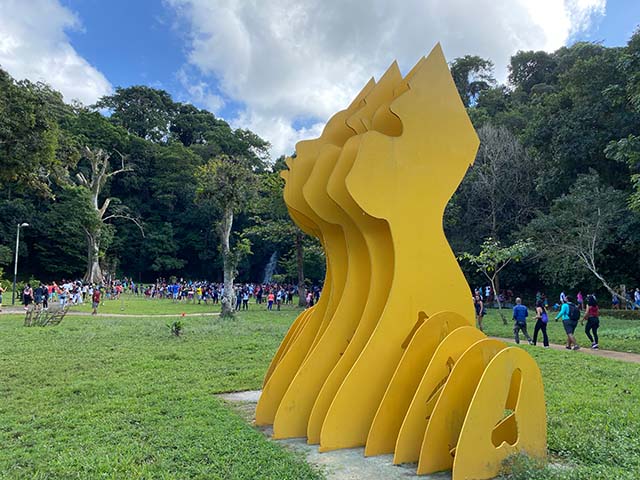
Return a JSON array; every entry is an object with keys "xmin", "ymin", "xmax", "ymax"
[
  {"xmin": 418, "ymin": 338, "xmax": 506, "ymax": 475},
  {"xmin": 306, "ymin": 64, "xmax": 403, "ymax": 443},
  {"xmin": 262, "ymin": 307, "xmax": 313, "ymax": 388},
  {"xmin": 365, "ymin": 311, "xmax": 469, "ymax": 456},
  {"xmin": 274, "ymin": 144, "xmax": 369, "ymax": 439},
  {"xmin": 258, "ymin": 44, "xmax": 547, "ymax": 479},
  {"xmin": 320, "ymin": 43, "xmax": 478, "ymax": 452},
  {"xmin": 394, "ymin": 326, "xmax": 485, "ymax": 464},
  {"xmin": 453, "ymin": 347, "xmax": 547, "ymax": 480}
]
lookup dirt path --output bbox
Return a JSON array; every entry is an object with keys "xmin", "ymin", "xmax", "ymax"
[
  {"xmin": 0, "ymin": 307, "xmax": 219, "ymax": 318},
  {"xmin": 494, "ymin": 336, "xmax": 640, "ymax": 364}
]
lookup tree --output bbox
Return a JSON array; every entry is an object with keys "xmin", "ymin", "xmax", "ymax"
[
  {"xmin": 195, "ymin": 155, "xmax": 257, "ymax": 317},
  {"xmin": 244, "ymin": 163, "xmax": 316, "ymax": 305},
  {"xmin": 604, "ymin": 28, "xmax": 640, "ymax": 211},
  {"xmin": 526, "ymin": 172, "xmax": 630, "ymax": 301},
  {"xmin": 508, "ymin": 50, "xmax": 558, "ymax": 93},
  {"xmin": 0, "ymin": 68, "xmax": 74, "ymax": 196},
  {"xmin": 170, "ymin": 103, "xmax": 227, "ymax": 147},
  {"xmin": 518, "ymin": 43, "xmax": 636, "ymax": 200},
  {"xmin": 76, "ymin": 147, "xmax": 142, "ymax": 283},
  {"xmin": 94, "ymin": 86, "xmax": 175, "ymax": 142},
  {"xmin": 449, "ymin": 55, "xmax": 495, "ymax": 107},
  {"xmin": 459, "ymin": 238, "xmax": 534, "ymax": 324},
  {"xmin": 446, "ymin": 124, "xmax": 539, "ymax": 253}
]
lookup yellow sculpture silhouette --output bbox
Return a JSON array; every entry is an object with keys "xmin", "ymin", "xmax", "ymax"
[{"xmin": 256, "ymin": 44, "xmax": 547, "ymax": 480}]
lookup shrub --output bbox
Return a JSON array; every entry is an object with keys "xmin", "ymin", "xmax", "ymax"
[{"xmin": 167, "ymin": 320, "xmax": 183, "ymax": 337}]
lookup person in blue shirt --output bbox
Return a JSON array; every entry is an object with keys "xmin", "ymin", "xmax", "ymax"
[
  {"xmin": 512, "ymin": 297, "xmax": 533, "ymax": 345},
  {"xmin": 556, "ymin": 296, "xmax": 580, "ymax": 350}
]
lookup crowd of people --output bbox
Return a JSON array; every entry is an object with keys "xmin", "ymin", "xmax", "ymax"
[
  {"xmin": 4, "ymin": 277, "xmax": 324, "ymax": 314},
  {"xmin": 141, "ymin": 278, "xmax": 321, "ymax": 310},
  {"xmin": 5, "ymin": 275, "xmax": 635, "ymax": 354},
  {"xmin": 472, "ymin": 287, "xmax": 605, "ymax": 352},
  {"xmin": 14, "ymin": 280, "xmax": 108, "ymax": 315}
]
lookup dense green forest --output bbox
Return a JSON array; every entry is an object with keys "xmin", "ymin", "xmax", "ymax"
[{"xmin": 1, "ymin": 29, "xmax": 640, "ymax": 299}]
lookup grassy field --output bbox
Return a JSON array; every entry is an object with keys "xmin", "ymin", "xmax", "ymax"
[
  {"xmin": 1, "ymin": 306, "xmax": 639, "ymax": 479},
  {"xmin": 0, "ymin": 308, "xmax": 321, "ymax": 480},
  {"xmin": 480, "ymin": 308, "xmax": 640, "ymax": 354},
  {"xmin": 69, "ymin": 293, "xmax": 301, "ymax": 316}
]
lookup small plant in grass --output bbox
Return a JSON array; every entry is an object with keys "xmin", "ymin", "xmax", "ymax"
[
  {"xmin": 168, "ymin": 320, "xmax": 183, "ymax": 337},
  {"xmin": 499, "ymin": 453, "xmax": 550, "ymax": 479}
]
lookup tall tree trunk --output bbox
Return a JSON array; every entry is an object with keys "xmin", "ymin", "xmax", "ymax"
[
  {"xmin": 84, "ymin": 232, "xmax": 103, "ymax": 284},
  {"xmin": 77, "ymin": 147, "xmax": 138, "ymax": 287},
  {"xmin": 490, "ymin": 275, "xmax": 507, "ymax": 325},
  {"xmin": 220, "ymin": 206, "xmax": 235, "ymax": 318},
  {"xmin": 584, "ymin": 259, "xmax": 634, "ymax": 308},
  {"xmin": 296, "ymin": 231, "xmax": 306, "ymax": 307}
]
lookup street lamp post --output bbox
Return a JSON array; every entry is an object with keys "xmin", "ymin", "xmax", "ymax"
[{"xmin": 12, "ymin": 222, "xmax": 29, "ymax": 306}]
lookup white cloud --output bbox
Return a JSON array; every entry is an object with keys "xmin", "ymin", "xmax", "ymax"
[
  {"xmin": 177, "ymin": 67, "xmax": 225, "ymax": 113},
  {"xmin": 167, "ymin": 0, "xmax": 606, "ymax": 158},
  {"xmin": 0, "ymin": 0, "xmax": 112, "ymax": 105}
]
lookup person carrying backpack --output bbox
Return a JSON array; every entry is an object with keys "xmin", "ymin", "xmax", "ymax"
[{"xmin": 556, "ymin": 296, "xmax": 580, "ymax": 350}]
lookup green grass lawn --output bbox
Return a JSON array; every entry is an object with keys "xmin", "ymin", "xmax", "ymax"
[
  {"xmin": 480, "ymin": 308, "xmax": 640, "ymax": 354},
  {"xmin": 69, "ymin": 293, "xmax": 301, "ymax": 316},
  {"xmin": 0, "ymin": 309, "xmax": 321, "ymax": 480},
  {"xmin": 1, "ymin": 307, "xmax": 639, "ymax": 479}
]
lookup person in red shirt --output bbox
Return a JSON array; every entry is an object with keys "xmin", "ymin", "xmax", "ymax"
[
  {"xmin": 267, "ymin": 292, "xmax": 275, "ymax": 311},
  {"xmin": 583, "ymin": 295, "xmax": 600, "ymax": 349},
  {"xmin": 92, "ymin": 288, "xmax": 101, "ymax": 316}
]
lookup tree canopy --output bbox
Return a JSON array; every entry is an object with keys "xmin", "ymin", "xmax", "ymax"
[{"xmin": 2, "ymin": 28, "xmax": 640, "ymax": 300}]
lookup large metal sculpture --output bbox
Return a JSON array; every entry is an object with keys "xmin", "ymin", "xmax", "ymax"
[{"xmin": 256, "ymin": 44, "xmax": 547, "ymax": 479}]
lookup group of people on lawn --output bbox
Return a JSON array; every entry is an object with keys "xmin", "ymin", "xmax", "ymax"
[{"xmin": 474, "ymin": 291, "xmax": 601, "ymax": 350}]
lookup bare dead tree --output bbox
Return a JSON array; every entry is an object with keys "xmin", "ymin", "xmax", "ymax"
[{"xmin": 76, "ymin": 147, "xmax": 143, "ymax": 283}]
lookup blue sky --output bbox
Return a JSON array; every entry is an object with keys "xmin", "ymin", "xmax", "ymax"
[
  {"xmin": 571, "ymin": 0, "xmax": 640, "ymax": 46},
  {"xmin": 1, "ymin": 0, "xmax": 638, "ymax": 156}
]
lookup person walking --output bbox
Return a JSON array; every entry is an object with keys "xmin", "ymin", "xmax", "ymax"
[
  {"xmin": 556, "ymin": 295, "xmax": 580, "ymax": 350},
  {"xmin": 23, "ymin": 284, "xmax": 33, "ymax": 310},
  {"xmin": 576, "ymin": 291, "xmax": 584, "ymax": 311},
  {"xmin": 512, "ymin": 297, "xmax": 533, "ymax": 345},
  {"xmin": 267, "ymin": 292, "xmax": 275, "ymax": 311},
  {"xmin": 41, "ymin": 283, "xmax": 49, "ymax": 310},
  {"xmin": 91, "ymin": 287, "xmax": 101, "ymax": 315},
  {"xmin": 34, "ymin": 284, "xmax": 44, "ymax": 307},
  {"xmin": 583, "ymin": 295, "xmax": 600, "ymax": 349},
  {"xmin": 0, "ymin": 282, "xmax": 4, "ymax": 312},
  {"xmin": 474, "ymin": 294, "xmax": 485, "ymax": 332},
  {"xmin": 242, "ymin": 290, "xmax": 249, "ymax": 310},
  {"xmin": 235, "ymin": 289, "xmax": 242, "ymax": 311},
  {"xmin": 532, "ymin": 300, "xmax": 549, "ymax": 347}
]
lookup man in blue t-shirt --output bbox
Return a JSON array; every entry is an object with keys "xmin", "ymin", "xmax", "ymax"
[{"xmin": 513, "ymin": 297, "xmax": 533, "ymax": 345}]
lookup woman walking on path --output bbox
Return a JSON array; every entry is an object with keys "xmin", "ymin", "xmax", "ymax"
[
  {"xmin": 583, "ymin": 295, "xmax": 600, "ymax": 350},
  {"xmin": 23, "ymin": 284, "xmax": 33, "ymax": 310},
  {"xmin": 556, "ymin": 296, "xmax": 580, "ymax": 350},
  {"xmin": 533, "ymin": 300, "xmax": 550, "ymax": 347},
  {"xmin": 474, "ymin": 294, "xmax": 485, "ymax": 332}
]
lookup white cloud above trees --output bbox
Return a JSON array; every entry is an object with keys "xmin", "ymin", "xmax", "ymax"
[
  {"xmin": 0, "ymin": 0, "xmax": 112, "ymax": 105},
  {"xmin": 0, "ymin": 0, "xmax": 606, "ymax": 157},
  {"xmin": 167, "ymin": 0, "xmax": 605, "ymax": 157}
]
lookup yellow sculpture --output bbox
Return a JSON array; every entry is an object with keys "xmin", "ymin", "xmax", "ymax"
[{"xmin": 256, "ymin": 44, "xmax": 547, "ymax": 479}]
